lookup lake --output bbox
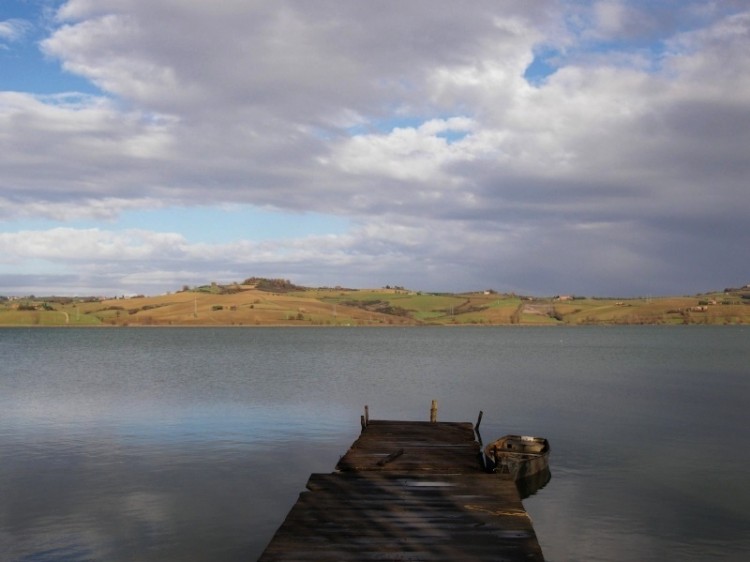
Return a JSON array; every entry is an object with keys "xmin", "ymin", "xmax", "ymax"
[{"xmin": 1, "ymin": 326, "xmax": 749, "ymax": 561}]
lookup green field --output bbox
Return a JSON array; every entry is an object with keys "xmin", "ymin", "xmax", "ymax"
[{"xmin": 2, "ymin": 283, "xmax": 749, "ymax": 327}]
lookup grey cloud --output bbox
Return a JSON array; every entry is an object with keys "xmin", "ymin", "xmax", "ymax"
[
  {"xmin": 2, "ymin": 1, "xmax": 749, "ymax": 296},
  {"xmin": 46, "ymin": 1, "xmax": 553, "ymax": 119}
]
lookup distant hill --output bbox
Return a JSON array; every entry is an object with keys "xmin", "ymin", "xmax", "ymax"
[{"xmin": 2, "ymin": 279, "xmax": 749, "ymax": 327}]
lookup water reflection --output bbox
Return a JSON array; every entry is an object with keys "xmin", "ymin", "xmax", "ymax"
[
  {"xmin": 2, "ymin": 414, "xmax": 352, "ymax": 562},
  {"xmin": 1, "ymin": 373, "xmax": 355, "ymax": 562},
  {"xmin": 517, "ymin": 467, "xmax": 552, "ymax": 500}
]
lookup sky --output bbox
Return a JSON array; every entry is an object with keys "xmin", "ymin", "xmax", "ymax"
[{"xmin": 1, "ymin": 0, "xmax": 748, "ymax": 297}]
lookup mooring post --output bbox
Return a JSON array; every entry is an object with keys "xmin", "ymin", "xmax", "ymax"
[
  {"xmin": 475, "ymin": 410, "xmax": 485, "ymax": 460},
  {"xmin": 360, "ymin": 405, "xmax": 370, "ymax": 432},
  {"xmin": 430, "ymin": 400, "xmax": 438, "ymax": 423}
]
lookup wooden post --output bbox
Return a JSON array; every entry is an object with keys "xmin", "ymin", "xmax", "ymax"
[
  {"xmin": 364, "ymin": 405, "xmax": 369, "ymax": 425},
  {"xmin": 430, "ymin": 400, "xmax": 438, "ymax": 423},
  {"xmin": 475, "ymin": 410, "xmax": 484, "ymax": 447},
  {"xmin": 361, "ymin": 415, "xmax": 366, "ymax": 432}
]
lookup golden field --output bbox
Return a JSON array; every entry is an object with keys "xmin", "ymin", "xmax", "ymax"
[{"xmin": 2, "ymin": 280, "xmax": 749, "ymax": 327}]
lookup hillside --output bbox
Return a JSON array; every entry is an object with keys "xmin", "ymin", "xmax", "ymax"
[{"xmin": 2, "ymin": 280, "xmax": 750, "ymax": 327}]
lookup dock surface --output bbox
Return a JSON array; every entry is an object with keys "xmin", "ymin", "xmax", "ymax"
[{"xmin": 259, "ymin": 419, "xmax": 544, "ymax": 561}]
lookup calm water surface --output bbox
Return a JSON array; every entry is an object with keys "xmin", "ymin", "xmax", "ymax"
[{"xmin": 1, "ymin": 326, "xmax": 748, "ymax": 561}]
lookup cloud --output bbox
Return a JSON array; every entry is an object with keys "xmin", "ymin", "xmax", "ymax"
[
  {"xmin": 44, "ymin": 1, "xmax": 547, "ymax": 116},
  {"xmin": 330, "ymin": 117, "xmax": 480, "ymax": 182},
  {"xmin": 2, "ymin": 1, "xmax": 749, "ymax": 296},
  {"xmin": 0, "ymin": 19, "xmax": 31, "ymax": 44}
]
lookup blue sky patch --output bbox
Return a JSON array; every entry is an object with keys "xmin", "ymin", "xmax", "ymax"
[
  {"xmin": 524, "ymin": 47, "xmax": 561, "ymax": 85},
  {"xmin": 1, "ymin": 2, "xmax": 101, "ymax": 95},
  {"xmin": 435, "ymin": 128, "xmax": 469, "ymax": 144},
  {"xmin": 6, "ymin": 206, "xmax": 352, "ymax": 245}
]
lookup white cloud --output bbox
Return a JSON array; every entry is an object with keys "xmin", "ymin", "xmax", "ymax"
[
  {"xmin": 331, "ymin": 117, "xmax": 481, "ymax": 182},
  {"xmin": 0, "ymin": 228, "xmax": 187, "ymax": 263},
  {"xmin": 42, "ymin": 14, "xmax": 188, "ymax": 107},
  {"xmin": 0, "ymin": 19, "xmax": 31, "ymax": 43}
]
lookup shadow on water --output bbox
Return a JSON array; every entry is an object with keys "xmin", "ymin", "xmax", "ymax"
[{"xmin": 517, "ymin": 467, "xmax": 552, "ymax": 500}]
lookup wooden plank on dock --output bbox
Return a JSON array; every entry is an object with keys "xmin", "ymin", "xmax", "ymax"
[
  {"xmin": 259, "ymin": 419, "xmax": 545, "ymax": 561},
  {"xmin": 260, "ymin": 473, "xmax": 542, "ymax": 561},
  {"xmin": 337, "ymin": 421, "xmax": 483, "ymax": 473}
]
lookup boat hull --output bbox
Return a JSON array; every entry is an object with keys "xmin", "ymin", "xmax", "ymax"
[{"xmin": 484, "ymin": 435, "xmax": 550, "ymax": 482}]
